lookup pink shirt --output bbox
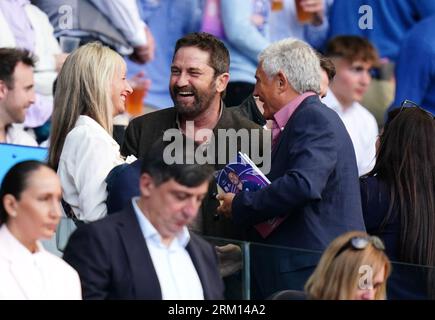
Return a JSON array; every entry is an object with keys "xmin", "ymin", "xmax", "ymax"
[{"xmin": 272, "ymin": 92, "xmax": 316, "ymax": 147}]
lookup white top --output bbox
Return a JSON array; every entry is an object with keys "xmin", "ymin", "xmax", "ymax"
[
  {"xmin": 0, "ymin": 225, "xmax": 81, "ymax": 300},
  {"xmin": 57, "ymin": 115, "xmax": 125, "ymax": 222},
  {"xmin": 322, "ymin": 89, "xmax": 378, "ymax": 176},
  {"xmin": 6, "ymin": 124, "xmax": 38, "ymax": 147},
  {"xmin": 132, "ymin": 198, "xmax": 204, "ymax": 300}
]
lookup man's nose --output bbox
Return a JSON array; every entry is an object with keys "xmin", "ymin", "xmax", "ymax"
[
  {"xmin": 175, "ymin": 72, "xmax": 190, "ymax": 87},
  {"xmin": 29, "ymin": 88, "xmax": 36, "ymax": 104},
  {"xmin": 182, "ymin": 198, "xmax": 200, "ymax": 218},
  {"xmin": 360, "ymin": 70, "xmax": 371, "ymax": 86}
]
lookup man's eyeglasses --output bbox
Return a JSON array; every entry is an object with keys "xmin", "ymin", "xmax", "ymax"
[
  {"xmin": 400, "ymin": 100, "xmax": 435, "ymax": 119},
  {"xmin": 334, "ymin": 236, "xmax": 385, "ymax": 259}
]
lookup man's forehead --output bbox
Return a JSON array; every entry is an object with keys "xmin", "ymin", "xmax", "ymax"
[
  {"xmin": 172, "ymin": 47, "xmax": 212, "ymax": 68},
  {"xmin": 335, "ymin": 57, "xmax": 373, "ymax": 68}
]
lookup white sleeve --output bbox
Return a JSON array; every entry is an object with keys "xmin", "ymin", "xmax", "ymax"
[
  {"xmin": 358, "ymin": 115, "xmax": 379, "ymax": 176},
  {"xmin": 89, "ymin": 0, "xmax": 147, "ymax": 47},
  {"xmin": 72, "ymin": 134, "xmax": 124, "ymax": 222}
]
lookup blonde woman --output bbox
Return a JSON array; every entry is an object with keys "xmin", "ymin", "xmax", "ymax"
[
  {"xmin": 48, "ymin": 42, "xmax": 133, "ymax": 222},
  {"xmin": 0, "ymin": 161, "xmax": 81, "ymax": 299},
  {"xmin": 305, "ymin": 231, "xmax": 391, "ymax": 300}
]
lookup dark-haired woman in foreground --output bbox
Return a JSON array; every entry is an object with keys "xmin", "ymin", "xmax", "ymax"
[{"xmin": 0, "ymin": 161, "xmax": 81, "ymax": 299}]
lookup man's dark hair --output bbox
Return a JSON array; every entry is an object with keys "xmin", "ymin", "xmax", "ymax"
[
  {"xmin": 141, "ymin": 139, "xmax": 214, "ymax": 188},
  {"xmin": 0, "ymin": 48, "xmax": 36, "ymax": 89},
  {"xmin": 173, "ymin": 32, "xmax": 230, "ymax": 77},
  {"xmin": 318, "ymin": 54, "xmax": 336, "ymax": 81}
]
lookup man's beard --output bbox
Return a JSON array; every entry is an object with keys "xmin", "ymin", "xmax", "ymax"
[{"xmin": 171, "ymin": 82, "xmax": 217, "ymax": 119}]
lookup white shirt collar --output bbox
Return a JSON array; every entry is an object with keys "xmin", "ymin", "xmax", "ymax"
[
  {"xmin": 0, "ymin": 225, "xmax": 45, "ymax": 262},
  {"xmin": 131, "ymin": 197, "xmax": 190, "ymax": 249}
]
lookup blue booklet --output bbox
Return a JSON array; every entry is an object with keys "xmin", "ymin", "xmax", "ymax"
[
  {"xmin": 216, "ymin": 152, "xmax": 286, "ymax": 238},
  {"xmin": 0, "ymin": 143, "xmax": 48, "ymax": 184}
]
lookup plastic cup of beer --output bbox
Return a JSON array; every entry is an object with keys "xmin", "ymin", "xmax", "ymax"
[
  {"xmin": 271, "ymin": 0, "xmax": 284, "ymax": 11},
  {"xmin": 126, "ymin": 82, "xmax": 146, "ymax": 117},
  {"xmin": 295, "ymin": 0, "xmax": 314, "ymax": 24},
  {"xmin": 59, "ymin": 36, "xmax": 80, "ymax": 53}
]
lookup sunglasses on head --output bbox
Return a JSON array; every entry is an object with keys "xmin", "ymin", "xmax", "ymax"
[
  {"xmin": 400, "ymin": 100, "xmax": 435, "ymax": 119},
  {"xmin": 334, "ymin": 236, "xmax": 385, "ymax": 259}
]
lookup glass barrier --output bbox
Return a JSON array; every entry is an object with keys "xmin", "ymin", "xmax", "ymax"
[{"xmin": 205, "ymin": 236, "xmax": 435, "ymax": 300}]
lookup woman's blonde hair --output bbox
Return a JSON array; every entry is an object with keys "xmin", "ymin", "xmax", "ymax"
[
  {"xmin": 305, "ymin": 231, "xmax": 391, "ymax": 300},
  {"xmin": 48, "ymin": 42, "xmax": 124, "ymax": 170}
]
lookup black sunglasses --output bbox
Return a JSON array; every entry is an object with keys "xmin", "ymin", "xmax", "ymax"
[
  {"xmin": 334, "ymin": 236, "xmax": 385, "ymax": 259},
  {"xmin": 400, "ymin": 100, "xmax": 435, "ymax": 119}
]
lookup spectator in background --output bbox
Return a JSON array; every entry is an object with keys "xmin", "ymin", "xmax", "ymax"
[
  {"xmin": 63, "ymin": 141, "xmax": 224, "ymax": 300},
  {"xmin": 48, "ymin": 43, "xmax": 133, "ymax": 223},
  {"xmin": 218, "ymin": 0, "xmax": 271, "ymax": 107},
  {"xmin": 318, "ymin": 53, "xmax": 335, "ymax": 98},
  {"xmin": 360, "ymin": 105, "xmax": 435, "ymax": 299},
  {"xmin": 0, "ymin": 161, "xmax": 81, "ymax": 299},
  {"xmin": 33, "ymin": 0, "xmax": 154, "ymax": 64},
  {"xmin": 0, "ymin": 0, "xmax": 66, "ymax": 142},
  {"xmin": 268, "ymin": 0, "xmax": 332, "ymax": 49},
  {"xmin": 126, "ymin": 0, "xmax": 203, "ymax": 110},
  {"xmin": 305, "ymin": 231, "xmax": 391, "ymax": 300},
  {"xmin": 388, "ymin": 16, "xmax": 435, "ymax": 117},
  {"xmin": 322, "ymin": 36, "xmax": 378, "ymax": 176},
  {"xmin": 0, "ymin": 48, "xmax": 37, "ymax": 146},
  {"xmin": 328, "ymin": 0, "xmax": 435, "ymax": 126}
]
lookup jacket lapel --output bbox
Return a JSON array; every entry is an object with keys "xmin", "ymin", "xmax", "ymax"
[{"xmin": 117, "ymin": 203, "xmax": 162, "ymax": 299}]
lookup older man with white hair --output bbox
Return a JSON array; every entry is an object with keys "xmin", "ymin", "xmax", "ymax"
[{"xmin": 218, "ymin": 38, "xmax": 365, "ymax": 299}]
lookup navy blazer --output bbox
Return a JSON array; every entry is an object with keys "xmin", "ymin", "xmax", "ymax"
[
  {"xmin": 63, "ymin": 202, "xmax": 224, "ymax": 300},
  {"xmin": 232, "ymin": 95, "xmax": 365, "ymax": 250},
  {"xmin": 106, "ymin": 160, "xmax": 142, "ymax": 215}
]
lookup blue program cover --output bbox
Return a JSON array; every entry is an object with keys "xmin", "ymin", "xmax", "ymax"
[
  {"xmin": 0, "ymin": 143, "xmax": 48, "ymax": 184},
  {"xmin": 216, "ymin": 152, "xmax": 286, "ymax": 239},
  {"xmin": 216, "ymin": 153, "xmax": 268, "ymax": 194}
]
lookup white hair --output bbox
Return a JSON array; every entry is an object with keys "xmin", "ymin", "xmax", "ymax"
[{"xmin": 259, "ymin": 38, "xmax": 321, "ymax": 94}]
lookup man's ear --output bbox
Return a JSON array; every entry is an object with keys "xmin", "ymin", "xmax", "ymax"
[
  {"xmin": 139, "ymin": 173, "xmax": 155, "ymax": 198},
  {"xmin": 276, "ymin": 71, "xmax": 288, "ymax": 92},
  {"xmin": 215, "ymin": 72, "xmax": 230, "ymax": 94}
]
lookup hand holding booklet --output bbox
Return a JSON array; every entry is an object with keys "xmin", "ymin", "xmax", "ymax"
[{"xmin": 216, "ymin": 152, "xmax": 286, "ymax": 238}]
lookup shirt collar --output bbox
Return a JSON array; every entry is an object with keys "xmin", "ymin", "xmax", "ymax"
[
  {"xmin": 131, "ymin": 197, "xmax": 190, "ymax": 249},
  {"xmin": 273, "ymin": 92, "xmax": 316, "ymax": 129},
  {"xmin": 0, "ymin": 225, "xmax": 45, "ymax": 262}
]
